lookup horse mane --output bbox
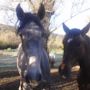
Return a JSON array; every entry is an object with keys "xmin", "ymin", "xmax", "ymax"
[{"xmin": 19, "ymin": 13, "xmax": 42, "ymax": 29}]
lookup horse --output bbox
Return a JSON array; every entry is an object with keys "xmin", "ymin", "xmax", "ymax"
[
  {"xmin": 59, "ymin": 23, "xmax": 90, "ymax": 90},
  {"xmin": 16, "ymin": 4, "xmax": 51, "ymax": 90}
]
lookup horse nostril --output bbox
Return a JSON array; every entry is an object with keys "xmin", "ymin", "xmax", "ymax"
[
  {"xmin": 37, "ymin": 73, "xmax": 42, "ymax": 81},
  {"xmin": 25, "ymin": 74, "xmax": 30, "ymax": 83},
  {"xmin": 25, "ymin": 72, "xmax": 42, "ymax": 83}
]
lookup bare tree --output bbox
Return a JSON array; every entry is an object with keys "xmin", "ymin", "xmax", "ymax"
[{"xmin": 50, "ymin": 0, "xmax": 90, "ymax": 33}]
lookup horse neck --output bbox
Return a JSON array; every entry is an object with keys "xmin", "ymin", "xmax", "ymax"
[
  {"xmin": 84, "ymin": 36, "xmax": 90, "ymax": 55},
  {"xmin": 78, "ymin": 36, "xmax": 90, "ymax": 69}
]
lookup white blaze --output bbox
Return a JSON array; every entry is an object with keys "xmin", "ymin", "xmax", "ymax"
[
  {"xmin": 67, "ymin": 38, "xmax": 73, "ymax": 43},
  {"xmin": 29, "ymin": 56, "xmax": 37, "ymax": 65}
]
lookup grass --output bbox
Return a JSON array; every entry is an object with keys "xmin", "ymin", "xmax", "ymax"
[
  {"xmin": 0, "ymin": 29, "xmax": 20, "ymax": 49},
  {"xmin": 0, "ymin": 76, "xmax": 19, "ymax": 85}
]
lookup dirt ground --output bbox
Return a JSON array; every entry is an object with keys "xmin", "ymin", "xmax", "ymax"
[{"xmin": 0, "ymin": 69, "xmax": 79, "ymax": 90}]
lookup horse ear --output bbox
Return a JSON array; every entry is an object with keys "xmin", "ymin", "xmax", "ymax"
[
  {"xmin": 81, "ymin": 23, "xmax": 90, "ymax": 35},
  {"xmin": 37, "ymin": 3, "xmax": 45, "ymax": 20},
  {"xmin": 16, "ymin": 4, "xmax": 24, "ymax": 21},
  {"xmin": 63, "ymin": 23, "xmax": 70, "ymax": 34}
]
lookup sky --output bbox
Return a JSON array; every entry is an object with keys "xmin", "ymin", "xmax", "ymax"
[
  {"xmin": 0, "ymin": 0, "xmax": 31, "ymax": 26},
  {"xmin": 50, "ymin": 0, "xmax": 90, "ymax": 35},
  {"xmin": 0, "ymin": 0, "xmax": 90, "ymax": 35}
]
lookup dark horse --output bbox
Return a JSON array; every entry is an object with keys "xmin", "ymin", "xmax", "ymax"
[
  {"xmin": 59, "ymin": 23, "xmax": 90, "ymax": 90},
  {"xmin": 16, "ymin": 4, "xmax": 50, "ymax": 90}
]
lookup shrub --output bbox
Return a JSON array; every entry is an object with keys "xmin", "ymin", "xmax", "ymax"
[{"xmin": 0, "ymin": 29, "xmax": 20, "ymax": 49}]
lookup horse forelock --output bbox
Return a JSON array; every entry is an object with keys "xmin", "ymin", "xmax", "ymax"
[
  {"xmin": 17, "ymin": 12, "xmax": 44, "ymax": 32},
  {"xmin": 24, "ymin": 22, "xmax": 42, "ymax": 34}
]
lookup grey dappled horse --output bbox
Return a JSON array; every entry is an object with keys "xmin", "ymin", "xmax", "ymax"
[
  {"xmin": 16, "ymin": 4, "xmax": 50, "ymax": 90},
  {"xmin": 59, "ymin": 23, "xmax": 90, "ymax": 90}
]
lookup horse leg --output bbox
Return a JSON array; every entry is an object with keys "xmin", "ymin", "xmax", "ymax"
[
  {"xmin": 78, "ymin": 84, "xmax": 84, "ymax": 90},
  {"xmin": 77, "ymin": 75, "xmax": 87, "ymax": 90},
  {"xmin": 79, "ymin": 84, "xmax": 88, "ymax": 90},
  {"xmin": 20, "ymin": 82, "xmax": 23, "ymax": 90},
  {"xmin": 19, "ymin": 78, "xmax": 23, "ymax": 90},
  {"xmin": 19, "ymin": 76, "xmax": 25, "ymax": 90}
]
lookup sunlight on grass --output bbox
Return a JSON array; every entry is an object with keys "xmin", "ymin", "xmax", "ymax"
[
  {"xmin": 0, "ymin": 76, "xmax": 19, "ymax": 85},
  {"xmin": 0, "ymin": 29, "xmax": 20, "ymax": 49}
]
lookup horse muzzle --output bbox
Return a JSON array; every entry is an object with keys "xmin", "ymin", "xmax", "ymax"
[
  {"xmin": 29, "ymin": 80, "xmax": 40, "ymax": 87},
  {"xmin": 59, "ymin": 62, "xmax": 72, "ymax": 79}
]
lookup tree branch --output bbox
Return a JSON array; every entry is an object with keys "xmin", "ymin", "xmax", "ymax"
[{"xmin": 50, "ymin": 8, "xmax": 90, "ymax": 34}]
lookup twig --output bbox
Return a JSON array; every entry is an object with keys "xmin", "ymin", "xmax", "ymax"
[{"xmin": 50, "ymin": 8, "xmax": 90, "ymax": 34}]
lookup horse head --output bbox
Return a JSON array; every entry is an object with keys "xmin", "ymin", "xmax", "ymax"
[
  {"xmin": 59, "ymin": 23, "xmax": 90, "ymax": 79},
  {"xmin": 16, "ymin": 4, "xmax": 50, "ymax": 89}
]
